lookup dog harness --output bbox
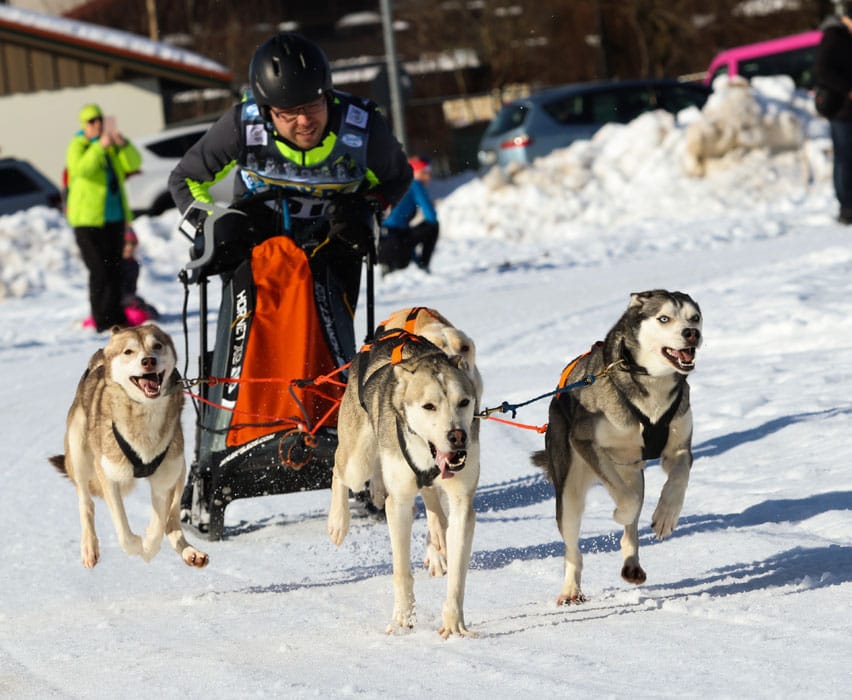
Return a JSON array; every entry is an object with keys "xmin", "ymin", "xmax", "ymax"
[
  {"xmin": 111, "ymin": 423, "xmax": 170, "ymax": 478},
  {"xmin": 558, "ymin": 340, "xmax": 684, "ymax": 461},
  {"xmin": 625, "ymin": 385, "xmax": 684, "ymax": 461}
]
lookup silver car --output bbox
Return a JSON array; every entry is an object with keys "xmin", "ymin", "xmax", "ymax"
[
  {"xmin": 125, "ymin": 122, "xmax": 236, "ymax": 217},
  {"xmin": 477, "ymin": 79, "xmax": 711, "ymax": 169}
]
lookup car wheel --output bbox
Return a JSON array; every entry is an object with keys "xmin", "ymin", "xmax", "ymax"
[{"xmin": 149, "ymin": 191, "xmax": 176, "ymax": 216}]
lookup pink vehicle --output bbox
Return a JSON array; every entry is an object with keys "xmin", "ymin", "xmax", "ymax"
[{"xmin": 704, "ymin": 30, "xmax": 822, "ymax": 88}]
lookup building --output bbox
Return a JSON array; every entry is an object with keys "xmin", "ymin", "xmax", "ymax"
[{"xmin": 0, "ymin": 4, "xmax": 235, "ymax": 185}]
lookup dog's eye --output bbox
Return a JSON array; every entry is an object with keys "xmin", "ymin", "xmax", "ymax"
[
  {"xmin": 658, "ymin": 315, "xmax": 670, "ymax": 324},
  {"xmin": 152, "ymin": 342, "xmax": 162, "ymax": 351},
  {"xmin": 460, "ymin": 345, "xmax": 470, "ymax": 353},
  {"xmin": 123, "ymin": 348, "xmax": 133, "ymax": 355},
  {"xmin": 459, "ymin": 398, "xmax": 470, "ymax": 408},
  {"xmin": 690, "ymin": 314, "xmax": 701, "ymax": 323},
  {"xmin": 422, "ymin": 403, "xmax": 436, "ymax": 411}
]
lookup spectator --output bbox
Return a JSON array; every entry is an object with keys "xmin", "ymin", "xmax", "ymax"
[
  {"xmin": 168, "ymin": 32, "xmax": 412, "ymax": 360},
  {"xmin": 815, "ymin": 1, "xmax": 852, "ymax": 224},
  {"xmin": 379, "ymin": 156, "xmax": 439, "ymax": 274},
  {"xmin": 66, "ymin": 104, "xmax": 142, "ymax": 331}
]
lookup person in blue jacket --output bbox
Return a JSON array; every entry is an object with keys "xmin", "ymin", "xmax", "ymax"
[{"xmin": 379, "ymin": 156, "xmax": 439, "ymax": 273}]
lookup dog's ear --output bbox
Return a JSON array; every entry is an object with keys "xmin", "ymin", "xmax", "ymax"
[
  {"xmin": 629, "ymin": 290, "xmax": 658, "ymax": 307},
  {"xmin": 449, "ymin": 354, "xmax": 470, "ymax": 373},
  {"xmin": 394, "ymin": 357, "xmax": 422, "ymax": 375}
]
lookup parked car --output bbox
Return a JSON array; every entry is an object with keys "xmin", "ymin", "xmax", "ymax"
[
  {"xmin": 125, "ymin": 122, "xmax": 237, "ymax": 217},
  {"xmin": 703, "ymin": 30, "xmax": 821, "ymax": 89},
  {"xmin": 0, "ymin": 157, "xmax": 63, "ymax": 216},
  {"xmin": 477, "ymin": 79, "xmax": 712, "ymax": 169}
]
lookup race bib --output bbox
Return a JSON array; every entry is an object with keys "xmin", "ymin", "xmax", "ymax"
[
  {"xmin": 246, "ymin": 124, "xmax": 267, "ymax": 146},
  {"xmin": 345, "ymin": 104, "xmax": 368, "ymax": 130}
]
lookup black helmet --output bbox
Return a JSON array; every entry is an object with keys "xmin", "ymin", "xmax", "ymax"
[{"xmin": 249, "ymin": 33, "xmax": 332, "ymax": 109}]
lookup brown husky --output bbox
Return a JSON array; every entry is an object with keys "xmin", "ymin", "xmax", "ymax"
[{"xmin": 50, "ymin": 324, "xmax": 208, "ymax": 569}]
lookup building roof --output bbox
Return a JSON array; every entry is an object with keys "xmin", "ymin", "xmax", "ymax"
[{"xmin": 0, "ymin": 5, "xmax": 233, "ymax": 92}]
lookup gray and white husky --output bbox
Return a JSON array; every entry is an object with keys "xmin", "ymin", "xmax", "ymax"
[
  {"xmin": 50, "ymin": 324, "xmax": 208, "ymax": 569},
  {"xmin": 327, "ymin": 327, "xmax": 479, "ymax": 637},
  {"xmin": 532, "ymin": 290, "xmax": 702, "ymax": 604}
]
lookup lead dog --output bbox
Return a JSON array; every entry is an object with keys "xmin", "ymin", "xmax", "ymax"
[
  {"xmin": 375, "ymin": 307, "xmax": 483, "ymax": 576},
  {"xmin": 50, "ymin": 324, "xmax": 208, "ymax": 569},
  {"xmin": 532, "ymin": 290, "xmax": 702, "ymax": 604},
  {"xmin": 327, "ymin": 328, "xmax": 479, "ymax": 637}
]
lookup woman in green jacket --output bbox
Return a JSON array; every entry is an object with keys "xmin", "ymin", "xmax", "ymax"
[{"xmin": 66, "ymin": 104, "xmax": 142, "ymax": 332}]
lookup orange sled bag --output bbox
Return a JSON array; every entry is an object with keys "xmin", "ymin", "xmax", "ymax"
[{"xmin": 183, "ymin": 234, "xmax": 348, "ymax": 539}]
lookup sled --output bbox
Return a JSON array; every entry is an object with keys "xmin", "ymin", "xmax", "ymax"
[{"xmin": 177, "ymin": 195, "xmax": 377, "ymax": 540}]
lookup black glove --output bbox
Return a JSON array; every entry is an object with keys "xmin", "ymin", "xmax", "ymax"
[{"xmin": 326, "ymin": 194, "xmax": 375, "ymax": 254}]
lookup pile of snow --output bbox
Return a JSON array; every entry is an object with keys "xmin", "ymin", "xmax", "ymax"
[{"xmin": 439, "ymin": 76, "xmax": 833, "ymax": 244}]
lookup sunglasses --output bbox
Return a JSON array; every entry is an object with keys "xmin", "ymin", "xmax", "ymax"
[
  {"xmin": 270, "ymin": 97, "xmax": 327, "ymax": 123},
  {"xmin": 87, "ymin": 116, "xmax": 103, "ymax": 124}
]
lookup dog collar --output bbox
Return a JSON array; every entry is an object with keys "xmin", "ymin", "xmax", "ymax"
[{"xmin": 111, "ymin": 423, "xmax": 170, "ymax": 478}]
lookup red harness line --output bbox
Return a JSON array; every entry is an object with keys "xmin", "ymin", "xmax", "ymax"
[{"xmin": 183, "ymin": 362, "xmax": 351, "ymax": 436}]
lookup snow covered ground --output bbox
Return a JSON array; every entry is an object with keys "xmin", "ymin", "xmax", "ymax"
[{"xmin": 1, "ymin": 77, "xmax": 851, "ymax": 698}]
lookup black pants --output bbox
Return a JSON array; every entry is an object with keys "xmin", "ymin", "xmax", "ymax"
[
  {"xmin": 379, "ymin": 222, "xmax": 439, "ymax": 272},
  {"xmin": 74, "ymin": 222, "xmax": 126, "ymax": 332}
]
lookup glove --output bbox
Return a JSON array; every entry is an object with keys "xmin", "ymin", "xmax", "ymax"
[{"xmin": 326, "ymin": 194, "xmax": 375, "ymax": 254}]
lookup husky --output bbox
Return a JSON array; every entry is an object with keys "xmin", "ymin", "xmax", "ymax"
[
  {"xmin": 50, "ymin": 324, "xmax": 209, "ymax": 569},
  {"xmin": 327, "ymin": 328, "xmax": 479, "ymax": 637},
  {"xmin": 532, "ymin": 290, "xmax": 702, "ymax": 605},
  {"xmin": 374, "ymin": 307, "xmax": 483, "ymax": 576}
]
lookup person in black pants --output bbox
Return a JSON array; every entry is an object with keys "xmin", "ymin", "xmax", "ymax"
[
  {"xmin": 65, "ymin": 103, "xmax": 141, "ymax": 331},
  {"xmin": 815, "ymin": 2, "xmax": 852, "ymax": 224}
]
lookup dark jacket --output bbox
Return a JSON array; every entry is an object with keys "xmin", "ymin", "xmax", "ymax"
[
  {"xmin": 815, "ymin": 17, "xmax": 852, "ymax": 122},
  {"xmin": 168, "ymin": 91, "xmax": 412, "ymax": 223}
]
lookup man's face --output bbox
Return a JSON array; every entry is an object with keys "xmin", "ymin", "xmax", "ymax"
[
  {"xmin": 83, "ymin": 116, "xmax": 103, "ymax": 141},
  {"xmin": 269, "ymin": 96, "xmax": 328, "ymax": 150}
]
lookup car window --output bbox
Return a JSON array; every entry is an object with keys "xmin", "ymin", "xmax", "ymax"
[
  {"xmin": 0, "ymin": 166, "xmax": 41, "ymax": 195},
  {"xmin": 614, "ymin": 86, "xmax": 657, "ymax": 123},
  {"xmin": 738, "ymin": 46, "xmax": 817, "ymax": 88},
  {"xmin": 586, "ymin": 90, "xmax": 621, "ymax": 123},
  {"xmin": 484, "ymin": 104, "xmax": 530, "ymax": 136},
  {"xmin": 542, "ymin": 94, "xmax": 588, "ymax": 125},
  {"xmin": 656, "ymin": 84, "xmax": 709, "ymax": 112},
  {"xmin": 145, "ymin": 130, "xmax": 208, "ymax": 158}
]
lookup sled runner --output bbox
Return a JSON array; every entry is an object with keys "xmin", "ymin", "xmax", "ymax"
[{"xmin": 177, "ymin": 195, "xmax": 377, "ymax": 540}]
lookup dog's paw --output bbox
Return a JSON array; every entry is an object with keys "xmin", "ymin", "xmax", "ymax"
[
  {"xmin": 81, "ymin": 537, "xmax": 100, "ymax": 569},
  {"xmin": 556, "ymin": 591, "xmax": 586, "ymax": 606},
  {"xmin": 651, "ymin": 495, "xmax": 684, "ymax": 539},
  {"xmin": 181, "ymin": 546, "xmax": 209, "ymax": 568},
  {"xmin": 621, "ymin": 561, "xmax": 647, "ymax": 585},
  {"xmin": 326, "ymin": 505, "xmax": 351, "ymax": 546},
  {"xmin": 439, "ymin": 604, "xmax": 475, "ymax": 638},
  {"xmin": 439, "ymin": 621, "xmax": 477, "ymax": 639},
  {"xmin": 386, "ymin": 605, "xmax": 416, "ymax": 634},
  {"xmin": 424, "ymin": 542, "xmax": 447, "ymax": 577}
]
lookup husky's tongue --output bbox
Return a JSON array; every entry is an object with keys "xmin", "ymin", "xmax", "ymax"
[
  {"xmin": 435, "ymin": 448, "xmax": 466, "ymax": 479},
  {"xmin": 663, "ymin": 347, "xmax": 696, "ymax": 371},
  {"xmin": 133, "ymin": 373, "xmax": 162, "ymax": 398}
]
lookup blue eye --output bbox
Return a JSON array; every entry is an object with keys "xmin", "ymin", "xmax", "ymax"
[{"xmin": 658, "ymin": 315, "xmax": 670, "ymax": 323}]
